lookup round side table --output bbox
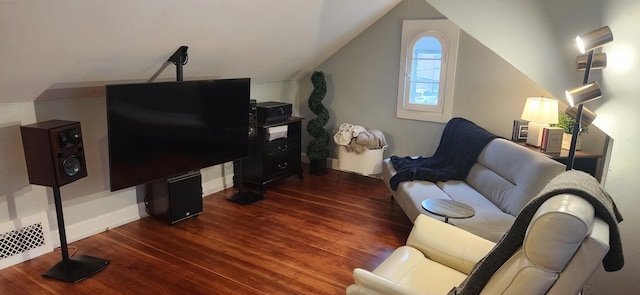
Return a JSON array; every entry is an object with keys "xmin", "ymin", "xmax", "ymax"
[{"xmin": 421, "ymin": 199, "xmax": 475, "ymax": 223}]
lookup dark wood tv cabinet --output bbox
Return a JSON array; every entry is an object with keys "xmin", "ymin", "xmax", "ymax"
[{"xmin": 240, "ymin": 117, "xmax": 303, "ymax": 193}]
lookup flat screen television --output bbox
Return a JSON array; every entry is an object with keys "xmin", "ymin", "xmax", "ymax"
[{"xmin": 106, "ymin": 78, "xmax": 250, "ymax": 192}]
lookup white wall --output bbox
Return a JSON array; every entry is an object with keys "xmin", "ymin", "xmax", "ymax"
[
  {"xmin": 1, "ymin": 1, "xmax": 633, "ymax": 291},
  {"xmin": 0, "ymin": 102, "xmax": 44, "ymax": 222},
  {"xmin": 299, "ymin": 0, "xmax": 600, "ymax": 161},
  {"xmin": 426, "ymin": 0, "xmax": 639, "ymax": 293},
  {"xmin": 426, "ymin": 0, "xmax": 597, "ymax": 100},
  {"xmin": 0, "ymin": 80, "xmax": 298, "ymax": 248},
  {"xmin": 0, "ymin": 0, "xmax": 400, "ymax": 104},
  {"xmin": 588, "ymin": 0, "xmax": 640, "ymax": 292},
  {"xmin": 299, "ymin": 0, "xmax": 445, "ymax": 159}
]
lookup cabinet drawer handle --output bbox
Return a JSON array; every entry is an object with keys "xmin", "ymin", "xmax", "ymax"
[
  {"xmin": 278, "ymin": 144, "xmax": 288, "ymax": 152},
  {"xmin": 277, "ymin": 162, "xmax": 288, "ymax": 169}
]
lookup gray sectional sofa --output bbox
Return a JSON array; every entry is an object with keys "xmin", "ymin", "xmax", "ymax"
[{"xmin": 382, "ymin": 138, "xmax": 566, "ymax": 242}]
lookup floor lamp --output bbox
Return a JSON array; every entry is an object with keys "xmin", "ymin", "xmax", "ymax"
[{"xmin": 564, "ymin": 26, "xmax": 613, "ymax": 170}]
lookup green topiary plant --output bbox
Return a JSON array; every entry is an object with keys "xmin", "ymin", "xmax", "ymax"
[{"xmin": 306, "ymin": 71, "xmax": 330, "ymax": 175}]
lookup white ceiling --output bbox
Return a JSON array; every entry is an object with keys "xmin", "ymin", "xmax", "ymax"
[{"xmin": 0, "ymin": 0, "xmax": 401, "ymax": 103}]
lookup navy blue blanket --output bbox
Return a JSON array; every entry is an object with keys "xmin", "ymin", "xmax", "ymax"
[{"xmin": 389, "ymin": 118, "xmax": 498, "ymax": 190}]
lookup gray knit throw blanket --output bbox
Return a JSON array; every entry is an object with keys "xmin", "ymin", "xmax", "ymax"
[{"xmin": 449, "ymin": 170, "xmax": 624, "ymax": 295}]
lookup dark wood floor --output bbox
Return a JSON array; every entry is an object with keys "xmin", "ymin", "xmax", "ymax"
[{"xmin": 0, "ymin": 167, "xmax": 412, "ymax": 294}]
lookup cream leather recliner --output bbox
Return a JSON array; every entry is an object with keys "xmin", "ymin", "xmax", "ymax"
[{"xmin": 347, "ymin": 194, "xmax": 612, "ymax": 295}]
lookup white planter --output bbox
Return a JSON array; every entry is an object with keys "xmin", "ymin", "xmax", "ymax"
[{"xmin": 562, "ymin": 133, "xmax": 583, "ymax": 150}]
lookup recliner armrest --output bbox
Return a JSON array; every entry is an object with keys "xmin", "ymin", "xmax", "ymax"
[
  {"xmin": 406, "ymin": 214, "xmax": 496, "ymax": 274},
  {"xmin": 347, "ymin": 268, "xmax": 424, "ymax": 295}
]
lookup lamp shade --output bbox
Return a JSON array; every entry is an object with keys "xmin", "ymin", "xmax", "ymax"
[
  {"xmin": 565, "ymin": 106, "xmax": 597, "ymax": 126},
  {"xmin": 565, "ymin": 82, "xmax": 602, "ymax": 107},
  {"xmin": 521, "ymin": 97, "xmax": 559, "ymax": 124},
  {"xmin": 576, "ymin": 26, "xmax": 613, "ymax": 53},
  {"xmin": 577, "ymin": 53, "xmax": 607, "ymax": 71}
]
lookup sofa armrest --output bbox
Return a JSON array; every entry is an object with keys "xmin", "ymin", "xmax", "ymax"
[
  {"xmin": 347, "ymin": 268, "xmax": 423, "ymax": 295},
  {"xmin": 406, "ymin": 214, "xmax": 496, "ymax": 275}
]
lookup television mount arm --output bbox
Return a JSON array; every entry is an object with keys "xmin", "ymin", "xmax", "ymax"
[{"xmin": 147, "ymin": 46, "xmax": 189, "ymax": 83}]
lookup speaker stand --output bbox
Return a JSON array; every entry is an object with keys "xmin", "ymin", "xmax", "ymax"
[
  {"xmin": 44, "ymin": 186, "xmax": 109, "ymax": 283},
  {"xmin": 227, "ymin": 159, "xmax": 264, "ymax": 205}
]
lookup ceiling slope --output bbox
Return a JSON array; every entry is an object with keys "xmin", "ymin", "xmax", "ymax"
[
  {"xmin": 425, "ymin": 0, "xmax": 602, "ymax": 102},
  {"xmin": 0, "ymin": 0, "xmax": 401, "ymax": 103}
]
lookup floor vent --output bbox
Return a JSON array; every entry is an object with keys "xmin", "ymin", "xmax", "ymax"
[{"xmin": 0, "ymin": 212, "xmax": 53, "ymax": 270}]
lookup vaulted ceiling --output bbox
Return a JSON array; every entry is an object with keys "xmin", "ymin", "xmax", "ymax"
[{"xmin": 0, "ymin": 0, "xmax": 401, "ymax": 103}]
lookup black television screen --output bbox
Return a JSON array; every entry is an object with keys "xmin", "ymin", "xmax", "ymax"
[{"xmin": 106, "ymin": 78, "xmax": 250, "ymax": 192}]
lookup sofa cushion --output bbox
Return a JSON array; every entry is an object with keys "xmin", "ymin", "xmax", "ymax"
[
  {"xmin": 437, "ymin": 180, "xmax": 516, "ymax": 242},
  {"xmin": 392, "ymin": 178, "xmax": 517, "ymax": 242},
  {"xmin": 467, "ymin": 139, "xmax": 565, "ymax": 216},
  {"xmin": 394, "ymin": 180, "xmax": 452, "ymax": 222},
  {"xmin": 382, "ymin": 138, "xmax": 566, "ymax": 243}
]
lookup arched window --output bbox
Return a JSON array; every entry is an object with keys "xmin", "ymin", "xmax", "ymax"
[
  {"xmin": 397, "ymin": 20, "xmax": 459, "ymax": 123},
  {"xmin": 409, "ymin": 36, "xmax": 443, "ymax": 107}
]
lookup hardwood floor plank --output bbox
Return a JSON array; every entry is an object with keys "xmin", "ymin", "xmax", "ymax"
[{"xmin": 0, "ymin": 167, "xmax": 412, "ymax": 294}]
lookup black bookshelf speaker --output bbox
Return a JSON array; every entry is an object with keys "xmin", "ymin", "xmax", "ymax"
[{"xmin": 20, "ymin": 120, "xmax": 88, "ymax": 187}]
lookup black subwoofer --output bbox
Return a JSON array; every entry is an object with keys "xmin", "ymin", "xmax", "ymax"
[
  {"xmin": 145, "ymin": 171, "xmax": 203, "ymax": 224},
  {"xmin": 21, "ymin": 120, "xmax": 88, "ymax": 187}
]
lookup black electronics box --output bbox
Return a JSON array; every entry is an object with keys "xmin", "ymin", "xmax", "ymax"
[{"xmin": 257, "ymin": 101, "xmax": 292, "ymax": 125}]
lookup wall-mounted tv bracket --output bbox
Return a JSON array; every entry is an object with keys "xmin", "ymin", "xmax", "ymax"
[
  {"xmin": 144, "ymin": 46, "xmax": 204, "ymax": 225},
  {"xmin": 147, "ymin": 46, "xmax": 189, "ymax": 83}
]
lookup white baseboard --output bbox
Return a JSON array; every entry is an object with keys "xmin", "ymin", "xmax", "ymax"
[
  {"xmin": 50, "ymin": 175, "xmax": 233, "ymax": 248},
  {"xmin": 50, "ymin": 203, "xmax": 147, "ymax": 248},
  {"xmin": 48, "ymin": 158, "xmax": 378, "ymax": 249},
  {"xmin": 202, "ymin": 174, "xmax": 235, "ymax": 196}
]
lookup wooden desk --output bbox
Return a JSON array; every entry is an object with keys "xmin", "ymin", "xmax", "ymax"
[{"xmin": 520, "ymin": 143, "xmax": 602, "ymax": 178}]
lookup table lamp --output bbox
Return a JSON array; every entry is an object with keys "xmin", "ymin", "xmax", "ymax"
[{"xmin": 521, "ymin": 97, "xmax": 559, "ymax": 147}]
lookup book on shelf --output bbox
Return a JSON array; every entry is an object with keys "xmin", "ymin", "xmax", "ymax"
[{"xmin": 541, "ymin": 127, "xmax": 563, "ymax": 154}]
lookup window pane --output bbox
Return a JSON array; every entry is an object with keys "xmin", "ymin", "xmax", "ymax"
[
  {"xmin": 411, "ymin": 59, "xmax": 441, "ymax": 81},
  {"xmin": 413, "ymin": 37, "xmax": 442, "ymax": 58},
  {"xmin": 410, "ymin": 81, "xmax": 439, "ymax": 105},
  {"xmin": 410, "ymin": 36, "xmax": 441, "ymax": 106}
]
